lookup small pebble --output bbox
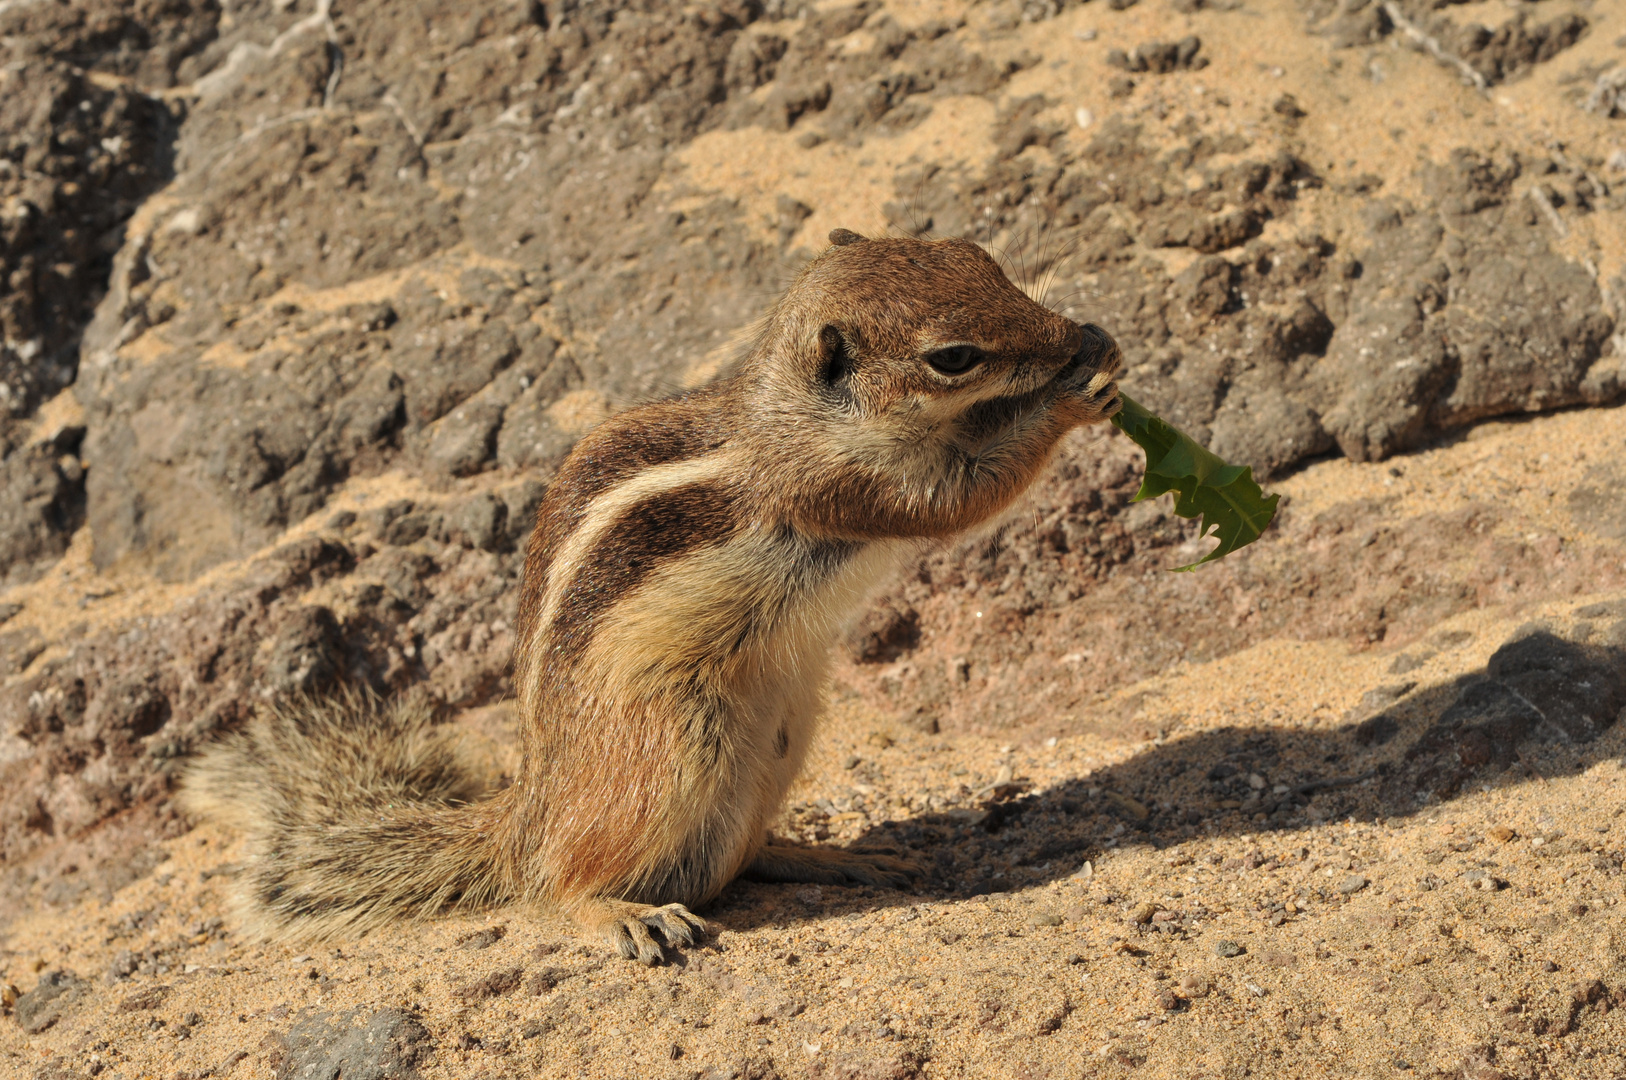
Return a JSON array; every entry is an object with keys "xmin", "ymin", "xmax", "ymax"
[
  {"xmin": 1127, "ymin": 901, "xmax": 1159, "ymax": 925},
  {"xmin": 1338, "ymin": 875, "xmax": 1368, "ymax": 895},
  {"xmin": 1029, "ymin": 911, "xmax": 1064, "ymax": 928},
  {"xmin": 1214, "ymin": 940, "xmax": 1244, "ymax": 958}
]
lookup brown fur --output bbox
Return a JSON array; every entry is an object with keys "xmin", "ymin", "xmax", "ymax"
[{"xmin": 183, "ymin": 232, "xmax": 1121, "ymax": 963}]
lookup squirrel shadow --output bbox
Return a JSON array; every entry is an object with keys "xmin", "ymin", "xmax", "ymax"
[{"xmin": 712, "ymin": 616, "xmax": 1626, "ymax": 931}]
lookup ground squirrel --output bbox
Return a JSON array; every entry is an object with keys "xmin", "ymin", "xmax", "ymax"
[{"xmin": 183, "ymin": 229, "xmax": 1123, "ymax": 963}]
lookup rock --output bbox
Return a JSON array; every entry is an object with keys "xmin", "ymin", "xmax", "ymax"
[
  {"xmin": 13, "ymin": 970, "xmax": 83, "ymax": 1034},
  {"xmin": 1314, "ymin": 151, "xmax": 1617, "ymax": 463},
  {"xmin": 259, "ymin": 606, "xmax": 344, "ymax": 695},
  {"xmin": 1214, "ymin": 940, "xmax": 1244, "ymax": 958},
  {"xmin": 455, "ymin": 926, "xmax": 506, "ymax": 950},
  {"xmin": 1338, "ymin": 875, "xmax": 1368, "ymax": 894},
  {"xmin": 1487, "ymin": 628, "xmax": 1626, "ymax": 742},
  {"xmin": 1028, "ymin": 910, "xmax": 1064, "ymax": 928},
  {"xmin": 1488, "ymin": 826, "xmax": 1516, "ymax": 844},
  {"xmin": 526, "ymin": 969, "xmax": 567, "ymax": 996},
  {"xmin": 453, "ymin": 966, "xmax": 524, "ymax": 1003},
  {"xmin": 103, "ymin": 951, "xmax": 139, "ymax": 983},
  {"xmin": 442, "ymin": 494, "xmax": 508, "ymax": 553},
  {"xmin": 1104, "ymin": 791, "xmax": 1149, "ymax": 822},
  {"xmin": 1127, "ymin": 901, "xmax": 1160, "ymax": 925},
  {"xmin": 0, "ymin": 433, "xmax": 86, "ymax": 587},
  {"xmin": 427, "ymin": 400, "xmax": 505, "ymax": 478},
  {"xmin": 1432, "ymin": 678, "xmax": 1544, "ymax": 770},
  {"xmin": 502, "ymin": 479, "xmax": 549, "ymax": 548},
  {"xmin": 1105, "ymin": 36, "xmax": 1207, "ymax": 74},
  {"xmin": 117, "ymin": 985, "xmax": 170, "ymax": 1012},
  {"xmin": 1353, "ymin": 713, "xmax": 1400, "ymax": 746},
  {"xmin": 1347, "ymin": 682, "xmax": 1417, "ymax": 718},
  {"xmin": 269, "ymin": 1008, "xmax": 431, "ymax": 1080}
]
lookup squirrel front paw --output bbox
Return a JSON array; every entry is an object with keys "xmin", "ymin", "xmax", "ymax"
[
  {"xmin": 1055, "ymin": 323, "xmax": 1122, "ymax": 425},
  {"xmin": 574, "ymin": 899, "xmax": 711, "ymax": 965}
]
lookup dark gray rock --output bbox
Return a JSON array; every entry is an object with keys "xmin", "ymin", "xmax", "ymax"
[
  {"xmin": 0, "ymin": 430, "xmax": 86, "ymax": 587},
  {"xmin": 1434, "ymin": 680, "xmax": 1544, "ymax": 769},
  {"xmin": 1207, "ymin": 374, "xmax": 1334, "ymax": 481},
  {"xmin": 259, "ymin": 606, "xmax": 345, "ymax": 695},
  {"xmin": 1313, "ymin": 151, "xmax": 1617, "ymax": 462},
  {"xmin": 1353, "ymin": 713, "xmax": 1400, "ymax": 747},
  {"xmin": 271, "ymin": 1009, "xmax": 431, "ymax": 1080},
  {"xmin": 442, "ymin": 494, "xmax": 508, "ymax": 553},
  {"xmin": 427, "ymin": 400, "xmax": 505, "ymax": 478},
  {"xmin": 1303, "ymin": 0, "xmax": 1588, "ymax": 86},
  {"xmin": 502, "ymin": 479, "xmax": 549, "ymax": 549},
  {"xmin": 14, "ymin": 969, "xmax": 83, "ymax": 1034},
  {"xmin": 1487, "ymin": 629, "xmax": 1626, "ymax": 743}
]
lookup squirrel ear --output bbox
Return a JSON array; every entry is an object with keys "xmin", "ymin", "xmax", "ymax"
[{"xmin": 828, "ymin": 228, "xmax": 866, "ymax": 247}]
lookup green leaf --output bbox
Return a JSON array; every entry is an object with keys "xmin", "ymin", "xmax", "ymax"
[{"xmin": 1110, "ymin": 392, "xmax": 1280, "ymax": 572}]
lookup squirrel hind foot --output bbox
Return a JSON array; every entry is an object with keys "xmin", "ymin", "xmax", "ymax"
[
  {"xmin": 574, "ymin": 900, "xmax": 710, "ymax": 966},
  {"xmin": 744, "ymin": 843, "xmax": 917, "ymax": 890}
]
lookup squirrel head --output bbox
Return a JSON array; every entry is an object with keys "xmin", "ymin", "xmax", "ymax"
[{"xmin": 749, "ymin": 230, "xmax": 1118, "ymax": 432}]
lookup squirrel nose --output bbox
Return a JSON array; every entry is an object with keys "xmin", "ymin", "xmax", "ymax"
[{"xmin": 1071, "ymin": 323, "xmax": 1121, "ymax": 373}]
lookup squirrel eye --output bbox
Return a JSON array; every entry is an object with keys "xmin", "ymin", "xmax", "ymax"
[{"xmin": 926, "ymin": 345, "xmax": 984, "ymax": 376}]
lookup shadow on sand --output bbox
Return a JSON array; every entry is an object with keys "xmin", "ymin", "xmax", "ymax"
[{"xmin": 712, "ymin": 609, "xmax": 1626, "ymax": 931}]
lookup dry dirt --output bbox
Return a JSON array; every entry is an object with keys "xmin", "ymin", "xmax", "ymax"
[{"xmin": 4, "ymin": 0, "xmax": 1626, "ymax": 1078}]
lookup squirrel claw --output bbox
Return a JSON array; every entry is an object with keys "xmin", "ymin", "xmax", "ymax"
[
  {"xmin": 642, "ymin": 903, "xmax": 709, "ymax": 948},
  {"xmin": 582, "ymin": 900, "xmax": 710, "ymax": 965}
]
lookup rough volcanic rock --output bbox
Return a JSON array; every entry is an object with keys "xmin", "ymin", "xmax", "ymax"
[
  {"xmin": 0, "ymin": 426, "xmax": 85, "ymax": 588},
  {"xmin": 269, "ymin": 1008, "xmax": 431, "ymax": 1080},
  {"xmin": 1302, "ymin": 0, "xmax": 1590, "ymax": 86},
  {"xmin": 1312, "ymin": 151, "xmax": 1618, "ymax": 462},
  {"xmin": 13, "ymin": 970, "xmax": 84, "ymax": 1035}
]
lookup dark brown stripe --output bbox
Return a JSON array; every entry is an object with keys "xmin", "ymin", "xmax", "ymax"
[
  {"xmin": 515, "ymin": 386, "xmax": 733, "ymax": 646},
  {"xmin": 546, "ymin": 480, "xmax": 744, "ymax": 662}
]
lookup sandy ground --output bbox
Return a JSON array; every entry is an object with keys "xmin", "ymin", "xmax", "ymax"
[{"xmin": 5, "ymin": 402, "xmax": 1626, "ymax": 1079}]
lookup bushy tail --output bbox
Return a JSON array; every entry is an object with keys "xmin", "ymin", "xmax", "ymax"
[{"xmin": 181, "ymin": 689, "xmax": 510, "ymax": 941}]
